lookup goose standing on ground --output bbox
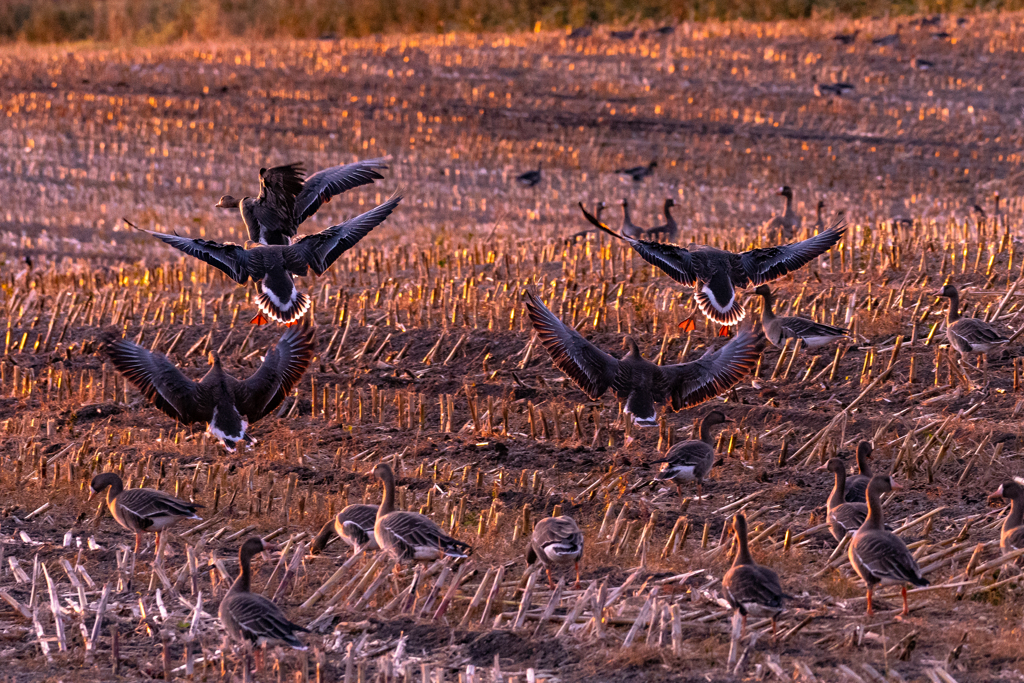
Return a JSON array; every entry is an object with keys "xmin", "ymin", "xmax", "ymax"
[
  {"xmin": 722, "ymin": 513, "xmax": 787, "ymax": 635},
  {"xmin": 755, "ymin": 285, "xmax": 849, "ymax": 348},
  {"xmin": 220, "ymin": 537, "xmax": 308, "ymax": 651},
  {"xmin": 373, "ymin": 463, "xmax": 471, "ymax": 564},
  {"xmin": 216, "ymin": 158, "xmax": 388, "ymax": 246},
  {"xmin": 652, "ymin": 410, "xmax": 731, "ymax": 499},
  {"xmin": 844, "ymin": 441, "xmax": 874, "ymax": 503},
  {"xmin": 516, "ymin": 163, "xmax": 542, "ymax": 187},
  {"xmin": 849, "ymin": 475, "xmax": 928, "ymax": 616},
  {"xmin": 90, "ymin": 472, "xmax": 202, "ymax": 553},
  {"xmin": 938, "ymin": 284, "xmax": 1010, "ymax": 369},
  {"xmin": 988, "ymin": 480, "xmax": 1024, "ymax": 556},
  {"xmin": 566, "ymin": 202, "xmax": 605, "ymax": 241},
  {"xmin": 106, "ymin": 324, "xmax": 314, "ymax": 452},
  {"xmin": 619, "ymin": 199, "xmax": 647, "ymax": 239},
  {"xmin": 833, "ymin": 29, "xmax": 859, "ymax": 44},
  {"xmin": 311, "ymin": 503, "xmax": 380, "ymax": 556},
  {"xmin": 764, "ymin": 186, "xmax": 801, "ymax": 241},
  {"xmin": 524, "ymin": 289, "xmax": 762, "ymax": 426},
  {"xmin": 818, "ymin": 459, "xmax": 868, "ymax": 543},
  {"xmin": 872, "ymin": 27, "xmax": 901, "ymax": 46},
  {"xmin": 132, "ymin": 195, "xmax": 400, "ymax": 324},
  {"xmin": 646, "ymin": 198, "xmax": 679, "ymax": 242},
  {"xmin": 813, "ymin": 200, "xmax": 827, "ymax": 232},
  {"xmin": 616, "ymin": 161, "xmax": 656, "ymax": 182},
  {"xmin": 579, "ymin": 203, "xmax": 845, "ymax": 325},
  {"xmin": 526, "ymin": 516, "xmax": 584, "ymax": 588}
]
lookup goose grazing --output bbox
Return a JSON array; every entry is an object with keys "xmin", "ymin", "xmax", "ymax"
[
  {"xmin": 938, "ymin": 284, "xmax": 1010, "ymax": 368},
  {"xmin": 216, "ymin": 158, "xmax": 389, "ymax": 246},
  {"xmin": 220, "ymin": 538, "xmax": 308, "ymax": 651},
  {"xmin": 580, "ymin": 203, "xmax": 846, "ymax": 325},
  {"xmin": 311, "ymin": 504, "xmax": 379, "ymax": 556},
  {"xmin": 646, "ymin": 198, "xmax": 678, "ymax": 242},
  {"xmin": 755, "ymin": 285, "xmax": 849, "ymax": 348},
  {"xmin": 818, "ymin": 458, "xmax": 868, "ymax": 542},
  {"xmin": 373, "ymin": 463, "xmax": 471, "ymax": 564},
  {"xmin": 90, "ymin": 472, "xmax": 202, "ymax": 553},
  {"xmin": 527, "ymin": 516, "xmax": 584, "ymax": 588},
  {"xmin": 106, "ymin": 324, "xmax": 314, "ymax": 452},
  {"xmin": 619, "ymin": 199, "xmax": 647, "ymax": 239},
  {"xmin": 832, "ymin": 29, "xmax": 859, "ymax": 44},
  {"xmin": 722, "ymin": 513, "xmax": 787, "ymax": 635},
  {"xmin": 844, "ymin": 441, "xmax": 874, "ymax": 503},
  {"xmin": 988, "ymin": 480, "xmax": 1024, "ymax": 556},
  {"xmin": 616, "ymin": 161, "xmax": 657, "ymax": 182},
  {"xmin": 132, "ymin": 195, "xmax": 400, "ymax": 324},
  {"xmin": 516, "ymin": 163, "xmax": 542, "ymax": 187},
  {"xmin": 872, "ymin": 27, "xmax": 901, "ymax": 46},
  {"xmin": 652, "ymin": 410, "xmax": 730, "ymax": 499},
  {"xmin": 764, "ymin": 186, "xmax": 801, "ymax": 241},
  {"xmin": 849, "ymin": 475, "xmax": 928, "ymax": 616},
  {"xmin": 523, "ymin": 289, "xmax": 762, "ymax": 426}
]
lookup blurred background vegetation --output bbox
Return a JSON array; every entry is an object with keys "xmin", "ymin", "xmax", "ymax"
[{"xmin": 0, "ymin": 0, "xmax": 1015, "ymax": 43}]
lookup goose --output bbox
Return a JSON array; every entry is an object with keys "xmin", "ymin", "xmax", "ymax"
[
  {"xmin": 722, "ymin": 512, "xmax": 787, "ymax": 635},
  {"xmin": 988, "ymin": 480, "xmax": 1024, "ymax": 556},
  {"xmin": 844, "ymin": 441, "xmax": 874, "ymax": 504},
  {"xmin": 911, "ymin": 57, "xmax": 935, "ymax": 70},
  {"xmin": 616, "ymin": 161, "xmax": 656, "ymax": 182},
  {"xmin": 132, "ymin": 195, "xmax": 400, "ymax": 324},
  {"xmin": 580, "ymin": 204, "xmax": 846, "ymax": 325},
  {"xmin": 764, "ymin": 186, "xmax": 802, "ymax": 241},
  {"xmin": 527, "ymin": 515, "xmax": 584, "ymax": 588},
  {"xmin": 652, "ymin": 410, "xmax": 730, "ymax": 499},
  {"xmin": 219, "ymin": 537, "xmax": 308, "ymax": 650},
  {"xmin": 818, "ymin": 458, "xmax": 868, "ymax": 542},
  {"xmin": 516, "ymin": 163, "xmax": 542, "ymax": 188},
  {"xmin": 373, "ymin": 463, "xmax": 471, "ymax": 564},
  {"xmin": 523, "ymin": 289, "xmax": 762, "ymax": 426},
  {"xmin": 872, "ymin": 27, "xmax": 901, "ymax": 46},
  {"xmin": 310, "ymin": 504, "xmax": 379, "ymax": 556},
  {"xmin": 610, "ymin": 29, "xmax": 636, "ymax": 40},
  {"xmin": 106, "ymin": 324, "xmax": 314, "ymax": 452},
  {"xmin": 566, "ymin": 202, "xmax": 606, "ymax": 242},
  {"xmin": 849, "ymin": 475, "xmax": 928, "ymax": 616},
  {"xmin": 90, "ymin": 472, "xmax": 201, "ymax": 553},
  {"xmin": 646, "ymin": 198, "xmax": 679, "ymax": 242},
  {"xmin": 832, "ymin": 29, "xmax": 859, "ymax": 44},
  {"xmin": 813, "ymin": 200, "xmax": 827, "ymax": 232},
  {"xmin": 568, "ymin": 26, "xmax": 593, "ymax": 39},
  {"xmin": 216, "ymin": 158, "xmax": 389, "ymax": 246},
  {"xmin": 755, "ymin": 285, "xmax": 849, "ymax": 348},
  {"xmin": 619, "ymin": 199, "xmax": 647, "ymax": 239},
  {"xmin": 938, "ymin": 284, "xmax": 1010, "ymax": 366}
]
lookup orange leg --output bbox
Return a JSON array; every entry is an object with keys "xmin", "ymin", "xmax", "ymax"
[
  {"xmin": 134, "ymin": 532, "xmax": 142, "ymax": 554},
  {"xmin": 697, "ymin": 482, "xmax": 704, "ymax": 500},
  {"xmin": 545, "ymin": 567, "xmax": 556, "ymax": 591},
  {"xmin": 901, "ymin": 585, "xmax": 910, "ymax": 616},
  {"xmin": 250, "ymin": 312, "xmax": 269, "ymax": 325},
  {"xmin": 866, "ymin": 586, "xmax": 874, "ymax": 616},
  {"xmin": 574, "ymin": 561, "xmax": 581, "ymax": 589}
]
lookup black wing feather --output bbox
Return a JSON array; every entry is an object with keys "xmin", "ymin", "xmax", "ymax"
[
  {"xmin": 291, "ymin": 194, "xmax": 402, "ymax": 275},
  {"xmin": 736, "ymin": 220, "xmax": 846, "ymax": 286},
  {"xmin": 137, "ymin": 228, "xmax": 251, "ymax": 284},
  {"xmin": 235, "ymin": 323, "xmax": 315, "ymax": 421},
  {"xmin": 106, "ymin": 339, "xmax": 208, "ymax": 423},
  {"xmin": 657, "ymin": 328, "xmax": 762, "ymax": 409},
  {"xmin": 293, "ymin": 158, "xmax": 389, "ymax": 224}
]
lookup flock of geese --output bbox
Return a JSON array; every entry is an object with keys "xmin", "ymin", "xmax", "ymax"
[{"xmin": 75, "ymin": 152, "xmax": 1017, "ymax": 667}]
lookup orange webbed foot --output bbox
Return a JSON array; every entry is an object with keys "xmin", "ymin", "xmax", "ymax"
[{"xmin": 250, "ymin": 312, "xmax": 269, "ymax": 325}]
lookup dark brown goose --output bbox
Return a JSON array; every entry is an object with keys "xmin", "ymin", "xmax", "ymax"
[
  {"xmin": 819, "ymin": 458, "xmax": 868, "ymax": 542},
  {"xmin": 722, "ymin": 513, "xmax": 787, "ymax": 635},
  {"xmin": 813, "ymin": 200, "xmax": 827, "ymax": 232},
  {"xmin": 764, "ymin": 186, "xmax": 801, "ymax": 241},
  {"xmin": 215, "ymin": 158, "xmax": 388, "ymax": 246},
  {"xmin": 849, "ymin": 475, "xmax": 928, "ymax": 616},
  {"xmin": 523, "ymin": 289, "xmax": 762, "ymax": 426},
  {"xmin": 619, "ymin": 199, "xmax": 647, "ymax": 239},
  {"xmin": 90, "ymin": 472, "xmax": 201, "ymax": 553},
  {"xmin": 938, "ymin": 284, "xmax": 1010, "ymax": 364},
  {"xmin": 615, "ymin": 160, "xmax": 656, "ymax": 182},
  {"xmin": 516, "ymin": 163, "xmax": 542, "ymax": 187},
  {"xmin": 988, "ymin": 480, "xmax": 1024, "ymax": 556},
  {"xmin": 526, "ymin": 515, "xmax": 584, "ymax": 588},
  {"xmin": 646, "ymin": 198, "xmax": 678, "ymax": 242},
  {"xmin": 133, "ymin": 194, "xmax": 400, "ymax": 324},
  {"xmin": 310, "ymin": 504, "xmax": 379, "ymax": 556},
  {"xmin": 844, "ymin": 441, "xmax": 874, "ymax": 504},
  {"xmin": 652, "ymin": 410, "xmax": 730, "ymax": 499},
  {"xmin": 755, "ymin": 285, "xmax": 849, "ymax": 348},
  {"xmin": 106, "ymin": 324, "xmax": 314, "ymax": 452},
  {"xmin": 219, "ymin": 537, "xmax": 307, "ymax": 650},
  {"xmin": 579, "ymin": 203, "xmax": 845, "ymax": 325},
  {"xmin": 373, "ymin": 463, "xmax": 471, "ymax": 564}
]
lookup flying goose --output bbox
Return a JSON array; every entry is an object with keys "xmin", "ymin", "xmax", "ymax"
[
  {"xmin": 722, "ymin": 512, "xmax": 787, "ymax": 635},
  {"xmin": 646, "ymin": 198, "xmax": 679, "ymax": 242},
  {"xmin": 652, "ymin": 410, "xmax": 730, "ymax": 499},
  {"xmin": 619, "ymin": 199, "xmax": 647, "ymax": 239},
  {"xmin": 526, "ymin": 515, "xmax": 584, "ymax": 588},
  {"xmin": 849, "ymin": 475, "xmax": 928, "ymax": 616},
  {"xmin": 216, "ymin": 158, "xmax": 389, "ymax": 246},
  {"xmin": 106, "ymin": 324, "xmax": 314, "ymax": 452},
  {"xmin": 616, "ymin": 161, "xmax": 656, "ymax": 182},
  {"xmin": 516, "ymin": 163, "xmax": 542, "ymax": 187},
  {"xmin": 844, "ymin": 441, "xmax": 874, "ymax": 504},
  {"xmin": 310, "ymin": 503, "xmax": 379, "ymax": 556},
  {"xmin": 373, "ymin": 463, "xmax": 471, "ymax": 564},
  {"xmin": 220, "ymin": 537, "xmax": 308, "ymax": 650},
  {"xmin": 938, "ymin": 284, "xmax": 1010, "ymax": 364},
  {"xmin": 134, "ymin": 195, "xmax": 400, "ymax": 324},
  {"xmin": 988, "ymin": 480, "xmax": 1024, "ymax": 556},
  {"xmin": 523, "ymin": 289, "xmax": 762, "ymax": 426},
  {"xmin": 764, "ymin": 186, "xmax": 801, "ymax": 241},
  {"xmin": 580, "ymin": 203, "xmax": 846, "ymax": 325},
  {"xmin": 90, "ymin": 472, "xmax": 201, "ymax": 553},
  {"xmin": 818, "ymin": 458, "xmax": 869, "ymax": 543},
  {"xmin": 755, "ymin": 285, "xmax": 849, "ymax": 348}
]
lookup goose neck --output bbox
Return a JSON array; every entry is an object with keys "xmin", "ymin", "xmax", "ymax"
[
  {"xmin": 864, "ymin": 486, "xmax": 886, "ymax": 530},
  {"xmin": 828, "ymin": 468, "xmax": 847, "ymax": 510},
  {"xmin": 1005, "ymin": 496, "xmax": 1024, "ymax": 534}
]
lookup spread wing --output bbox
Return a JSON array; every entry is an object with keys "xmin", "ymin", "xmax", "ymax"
[
  {"xmin": 522, "ymin": 288, "xmax": 618, "ymax": 399},
  {"xmin": 735, "ymin": 220, "xmax": 846, "ymax": 287},
  {"xmin": 657, "ymin": 328, "xmax": 762, "ymax": 409},
  {"xmin": 106, "ymin": 339, "xmax": 208, "ymax": 423},
  {"xmin": 135, "ymin": 227, "xmax": 250, "ymax": 284},
  {"xmin": 293, "ymin": 158, "xmax": 389, "ymax": 224},
  {"xmin": 290, "ymin": 194, "xmax": 402, "ymax": 275},
  {"xmin": 253, "ymin": 163, "xmax": 305, "ymax": 237},
  {"xmin": 235, "ymin": 323, "xmax": 316, "ymax": 421}
]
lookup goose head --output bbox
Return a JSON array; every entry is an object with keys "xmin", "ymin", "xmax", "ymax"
[
  {"xmin": 989, "ymin": 480, "xmax": 1024, "ymax": 504},
  {"xmin": 938, "ymin": 284, "xmax": 958, "ymax": 300},
  {"xmin": 776, "ymin": 186, "xmax": 793, "ymax": 199},
  {"xmin": 665, "ymin": 198, "xmax": 676, "ymax": 208},
  {"xmin": 89, "ymin": 472, "xmax": 124, "ymax": 499},
  {"xmin": 702, "ymin": 410, "xmax": 732, "ymax": 428},
  {"xmin": 216, "ymin": 195, "xmax": 241, "ymax": 209},
  {"xmin": 816, "ymin": 457, "xmax": 846, "ymax": 475}
]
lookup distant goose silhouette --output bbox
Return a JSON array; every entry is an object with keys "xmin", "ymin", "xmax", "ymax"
[
  {"xmin": 646, "ymin": 198, "xmax": 678, "ymax": 242},
  {"xmin": 216, "ymin": 158, "xmax": 388, "ymax": 246},
  {"xmin": 764, "ymin": 186, "xmax": 801, "ymax": 240},
  {"xmin": 568, "ymin": 26, "xmax": 593, "ymax": 39},
  {"xmin": 106, "ymin": 324, "xmax": 314, "ymax": 452},
  {"xmin": 652, "ymin": 410, "xmax": 730, "ymax": 498},
  {"xmin": 616, "ymin": 161, "xmax": 657, "ymax": 182},
  {"xmin": 516, "ymin": 163, "xmax": 542, "ymax": 187},
  {"xmin": 619, "ymin": 199, "xmax": 647, "ymax": 239},
  {"xmin": 132, "ymin": 195, "xmax": 400, "ymax": 324},
  {"xmin": 610, "ymin": 29, "xmax": 636, "ymax": 40},
  {"xmin": 523, "ymin": 289, "xmax": 762, "ymax": 426},
  {"xmin": 311, "ymin": 503, "xmax": 379, "ymax": 556},
  {"xmin": 754, "ymin": 285, "xmax": 848, "ymax": 348},
  {"xmin": 872, "ymin": 27, "xmax": 901, "ymax": 46},
  {"xmin": 832, "ymin": 30, "xmax": 859, "ymax": 44},
  {"xmin": 579, "ymin": 203, "xmax": 846, "ymax": 325},
  {"xmin": 911, "ymin": 57, "xmax": 935, "ymax": 70}
]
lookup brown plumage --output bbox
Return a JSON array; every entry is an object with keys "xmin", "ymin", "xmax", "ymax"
[
  {"xmin": 90, "ymin": 472, "xmax": 201, "ymax": 553},
  {"xmin": 819, "ymin": 458, "xmax": 868, "ymax": 542},
  {"xmin": 988, "ymin": 480, "xmax": 1024, "ymax": 556},
  {"xmin": 652, "ymin": 410, "xmax": 731, "ymax": 499},
  {"xmin": 764, "ymin": 186, "xmax": 801, "ymax": 241},
  {"xmin": 939, "ymin": 284, "xmax": 1010, "ymax": 359},
  {"xmin": 844, "ymin": 441, "xmax": 874, "ymax": 503},
  {"xmin": 755, "ymin": 285, "xmax": 848, "ymax": 348},
  {"xmin": 310, "ymin": 504, "xmax": 379, "ymax": 556},
  {"xmin": 722, "ymin": 513, "xmax": 787, "ymax": 636},
  {"xmin": 527, "ymin": 516, "xmax": 584, "ymax": 588}
]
